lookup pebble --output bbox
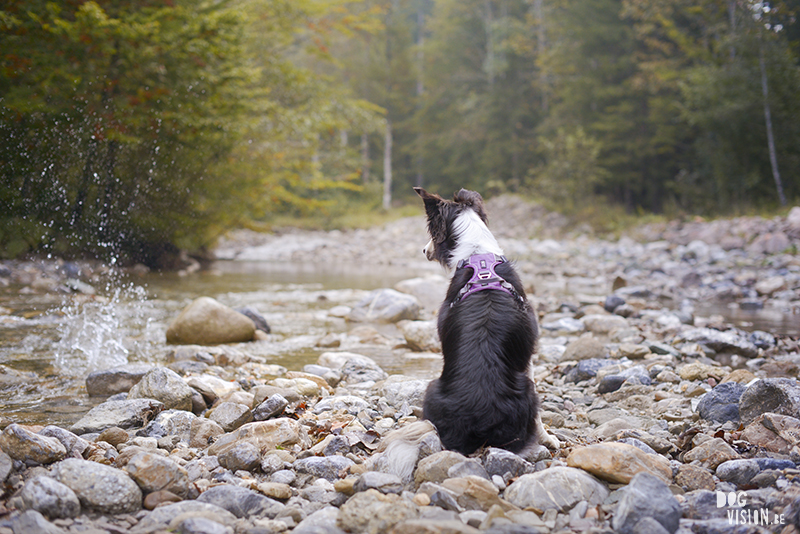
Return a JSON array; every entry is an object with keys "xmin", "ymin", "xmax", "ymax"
[
  {"xmin": 612, "ymin": 472, "xmax": 681, "ymax": 534},
  {"xmin": 504, "ymin": 467, "xmax": 609, "ymax": 512},
  {"xmin": 566, "ymin": 442, "xmax": 672, "ymax": 484}
]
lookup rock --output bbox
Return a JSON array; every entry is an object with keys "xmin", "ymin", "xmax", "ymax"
[
  {"xmin": 217, "ymin": 442, "xmax": 261, "ymax": 472},
  {"xmin": 253, "ymin": 394, "xmax": 289, "ymax": 421},
  {"xmin": 612, "ymin": 472, "xmax": 681, "ymax": 534},
  {"xmin": 354, "ymin": 472, "xmax": 404, "ymax": 494},
  {"xmin": 341, "ymin": 358, "xmax": 388, "ymax": 384},
  {"xmin": 581, "ymin": 314, "xmax": 628, "ymax": 334},
  {"xmin": 618, "ymin": 343, "xmax": 650, "ymax": 360},
  {"xmin": 347, "ymin": 289, "xmax": 420, "ymax": 323},
  {"xmin": 294, "ymin": 455, "xmax": 355, "ymax": 481},
  {"xmin": 124, "ymin": 451, "xmax": 191, "ymax": 498},
  {"xmin": 189, "ymin": 418, "xmax": 225, "ymax": 449},
  {"xmin": 440, "ymin": 475, "xmax": 509, "ymax": 512},
  {"xmin": 394, "ymin": 275, "xmax": 448, "ymax": 310},
  {"xmin": 166, "ymin": 297, "xmax": 255, "ymax": 345},
  {"xmin": 71, "ymin": 398, "xmax": 163, "ymax": 436},
  {"xmin": 38, "ymin": 426, "xmax": 89, "ymax": 459},
  {"xmin": 720, "ymin": 369, "xmax": 756, "ymax": 385},
  {"xmin": 133, "ymin": 501, "xmax": 238, "ymax": 533},
  {"xmin": 207, "ymin": 419, "xmax": 309, "ymax": 457},
  {"xmin": 561, "ymin": 334, "xmax": 604, "ymax": 362},
  {"xmin": 604, "ymin": 295, "xmax": 626, "ymax": 313},
  {"xmin": 415, "ymin": 451, "xmax": 469, "ymax": 487},
  {"xmin": 127, "ymin": 367, "xmax": 194, "ymax": 412},
  {"xmin": 697, "ymin": 381, "xmax": 745, "ymax": 423},
  {"xmin": 141, "ymin": 409, "xmax": 196, "ymax": 444},
  {"xmin": 195, "ymin": 484, "xmax": 284, "ymax": 519},
  {"xmin": 678, "ymin": 362, "xmax": 723, "ymax": 381},
  {"xmin": 674, "ymin": 464, "xmax": 715, "ymax": 492},
  {"xmin": 739, "ymin": 378, "xmax": 800, "ymax": 426},
  {"xmin": 715, "ymin": 458, "xmax": 795, "ymax": 487},
  {"xmin": 85, "ymin": 364, "xmax": 154, "ymax": 397},
  {"xmin": 381, "ymin": 376, "xmax": 429, "ymax": 409},
  {"xmin": 597, "ymin": 375, "xmax": 627, "ymax": 394},
  {"xmin": 234, "ymin": 306, "xmax": 270, "ymax": 333},
  {"xmin": 540, "ymin": 317, "xmax": 585, "ymax": 335},
  {"xmin": 675, "ymin": 328, "xmax": 758, "ymax": 359},
  {"xmin": 755, "ymin": 276, "xmax": 787, "ymax": 296},
  {"xmin": 10, "ymin": 510, "xmax": 65, "ymax": 534},
  {"xmin": 293, "ymin": 505, "xmax": 345, "ymax": 533},
  {"xmin": 318, "ymin": 351, "xmax": 379, "ymax": 371},
  {"xmin": 337, "ymin": 489, "xmax": 418, "ymax": 534},
  {"xmin": 564, "ymin": 359, "xmax": 615, "ymax": 383},
  {"xmin": 748, "ymin": 231, "xmax": 790, "ymax": 254},
  {"xmin": 398, "ymin": 320, "xmax": 440, "ymax": 352},
  {"xmin": 314, "ymin": 395, "xmax": 371, "ymax": 415},
  {"xmin": 143, "ymin": 490, "xmax": 182, "ymax": 510},
  {"xmin": 0, "ymin": 424, "xmax": 66, "ymax": 464},
  {"xmin": 19, "ymin": 475, "xmax": 81, "ymax": 519},
  {"xmin": 504, "ymin": 467, "xmax": 609, "ymax": 512},
  {"xmin": 390, "ymin": 519, "xmax": 480, "ymax": 534},
  {"xmin": 0, "ymin": 450, "xmax": 12, "ymax": 483},
  {"xmin": 566, "ymin": 442, "xmax": 672, "ymax": 484},
  {"xmin": 256, "ymin": 482, "xmax": 292, "ymax": 501},
  {"xmin": 682, "ymin": 438, "xmax": 740, "ymax": 470},
  {"xmin": 481, "ymin": 448, "xmax": 534, "ymax": 480},
  {"xmin": 741, "ymin": 412, "xmax": 800, "ymax": 454},
  {"xmin": 207, "ymin": 401, "xmax": 253, "ymax": 432},
  {"xmin": 51, "ymin": 458, "xmax": 142, "ymax": 514},
  {"xmin": 448, "ymin": 460, "xmax": 490, "ymax": 480},
  {"xmin": 176, "ymin": 517, "xmax": 233, "ymax": 534}
]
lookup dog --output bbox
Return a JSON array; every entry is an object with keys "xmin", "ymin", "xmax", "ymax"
[{"xmin": 414, "ymin": 187, "xmax": 559, "ymax": 455}]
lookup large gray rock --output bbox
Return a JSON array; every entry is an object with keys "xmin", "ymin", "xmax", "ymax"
[
  {"xmin": 337, "ymin": 489, "xmax": 419, "ymax": 534},
  {"xmin": 166, "ymin": 297, "xmax": 255, "ymax": 345},
  {"xmin": 127, "ymin": 367, "xmax": 194, "ymax": 412},
  {"xmin": 612, "ymin": 472, "xmax": 681, "ymax": 534},
  {"xmin": 19, "ymin": 476, "xmax": 80, "ymax": 519},
  {"xmin": 504, "ymin": 466, "xmax": 609, "ymax": 512},
  {"xmin": 294, "ymin": 455, "xmax": 355, "ymax": 481},
  {"xmin": 206, "ymin": 419, "xmax": 309, "ymax": 457},
  {"xmin": 347, "ymin": 289, "xmax": 420, "ymax": 323},
  {"xmin": 397, "ymin": 320, "xmax": 440, "ymax": 352},
  {"xmin": 70, "ymin": 399, "xmax": 164, "ymax": 435},
  {"xmin": 697, "ymin": 382, "xmax": 745, "ymax": 423},
  {"xmin": 38, "ymin": 426, "xmax": 89, "ymax": 459},
  {"xmin": 85, "ymin": 364, "xmax": 154, "ymax": 397},
  {"xmin": 195, "ymin": 484, "xmax": 284, "ymax": 518},
  {"xmin": 675, "ymin": 327, "xmax": 758, "ymax": 358},
  {"xmin": 141, "ymin": 409, "xmax": 196, "ymax": 444},
  {"xmin": 394, "ymin": 275, "xmax": 448, "ymax": 310},
  {"xmin": 10, "ymin": 510, "xmax": 64, "ymax": 534},
  {"xmin": 0, "ymin": 424, "xmax": 66, "ymax": 464},
  {"xmin": 381, "ymin": 376, "xmax": 429, "ymax": 409},
  {"xmin": 51, "ymin": 458, "xmax": 142, "ymax": 514},
  {"xmin": 739, "ymin": 378, "xmax": 800, "ymax": 426}
]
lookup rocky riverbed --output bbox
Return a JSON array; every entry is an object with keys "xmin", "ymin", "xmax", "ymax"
[{"xmin": 0, "ymin": 197, "xmax": 799, "ymax": 534}]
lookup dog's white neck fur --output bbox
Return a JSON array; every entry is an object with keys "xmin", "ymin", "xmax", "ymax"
[{"xmin": 448, "ymin": 209, "xmax": 504, "ymax": 269}]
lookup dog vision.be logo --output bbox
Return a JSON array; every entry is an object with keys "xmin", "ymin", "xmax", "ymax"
[{"xmin": 716, "ymin": 491, "xmax": 785, "ymax": 526}]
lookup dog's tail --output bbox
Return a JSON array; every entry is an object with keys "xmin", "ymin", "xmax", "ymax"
[{"xmin": 365, "ymin": 420, "xmax": 438, "ymax": 484}]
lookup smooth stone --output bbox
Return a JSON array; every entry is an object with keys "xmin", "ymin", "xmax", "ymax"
[
  {"xmin": 141, "ymin": 409, "xmax": 196, "ymax": 444},
  {"xmin": 70, "ymin": 399, "xmax": 164, "ymax": 435},
  {"xmin": 132, "ymin": 501, "xmax": 238, "ymax": 533},
  {"xmin": 189, "ymin": 418, "xmax": 224, "ymax": 449},
  {"xmin": 561, "ymin": 334, "xmax": 604, "ymax": 362},
  {"xmin": 253, "ymin": 394, "xmax": 289, "ymax": 421},
  {"xmin": 217, "ymin": 441, "xmax": 260, "ymax": 472},
  {"xmin": 19, "ymin": 475, "xmax": 80, "ymax": 519},
  {"xmin": 293, "ymin": 505, "xmax": 344, "ymax": 533},
  {"xmin": 390, "ymin": 519, "xmax": 481, "ymax": 534},
  {"xmin": 195, "ymin": 484, "xmax": 284, "ymax": 519},
  {"xmin": 294, "ymin": 455, "xmax": 355, "ymax": 481},
  {"xmin": 207, "ymin": 401, "xmax": 253, "ymax": 432},
  {"xmin": 127, "ymin": 367, "xmax": 194, "ymax": 412},
  {"xmin": 739, "ymin": 378, "xmax": 800, "ymax": 426},
  {"xmin": 504, "ymin": 467, "xmax": 609, "ymax": 512},
  {"xmin": 166, "ymin": 296, "xmax": 255, "ymax": 345},
  {"xmin": 0, "ymin": 450, "xmax": 12, "ymax": 483},
  {"xmin": 176, "ymin": 516, "xmax": 232, "ymax": 534},
  {"xmin": 715, "ymin": 458, "xmax": 795, "ymax": 487},
  {"xmin": 678, "ymin": 362, "xmax": 723, "ymax": 381},
  {"xmin": 85, "ymin": 364, "xmax": 154, "ymax": 397},
  {"xmin": 597, "ymin": 375, "xmax": 627, "ymax": 394},
  {"xmin": 381, "ymin": 375, "xmax": 429, "ymax": 408},
  {"xmin": 353, "ymin": 472, "xmax": 404, "ymax": 494},
  {"xmin": 675, "ymin": 328, "xmax": 758, "ymax": 358},
  {"xmin": 0, "ymin": 424, "xmax": 66, "ymax": 464},
  {"xmin": 697, "ymin": 381, "xmax": 746, "ymax": 423},
  {"xmin": 566, "ymin": 442, "xmax": 672, "ymax": 484},
  {"xmin": 612, "ymin": 472, "xmax": 681, "ymax": 534},
  {"xmin": 398, "ymin": 320, "xmax": 440, "ymax": 352},
  {"xmin": 564, "ymin": 359, "xmax": 615, "ymax": 383},
  {"xmin": 440, "ymin": 475, "xmax": 510, "ymax": 512},
  {"xmin": 256, "ymin": 482, "xmax": 293, "ymax": 501},
  {"xmin": 394, "ymin": 275, "xmax": 448, "ymax": 311},
  {"xmin": 143, "ymin": 490, "xmax": 182, "ymax": 510},
  {"xmin": 604, "ymin": 295, "xmax": 626, "ymax": 313},
  {"xmin": 415, "ymin": 451, "xmax": 469, "ymax": 487},
  {"xmin": 51, "ymin": 458, "xmax": 142, "ymax": 514},
  {"xmin": 346, "ymin": 288, "xmax": 420, "ymax": 323},
  {"xmin": 682, "ymin": 438, "xmax": 740, "ymax": 470},
  {"xmin": 207, "ymin": 419, "xmax": 309, "ymax": 457},
  {"xmin": 313, "ymin": 395, "xmax": 371, "ymax": 415},
  {"xmin": 124, "ymin": 451, "xmax": 191, "ymax": 498},
  {"xmin": 97, "ymin": 427, "xmax": 130, "ymax": 447},
  {"xmin": 336, "ymin": 489, "xmax": 419, "ymax": 534},
  {"xmin": 340, "ymin": 358, "xmax": 388, "ymax": 384},
  {"xmin": 448, "ymin": 460, "xmax": 491, "ymax": 481},
  {"xmin": 581, "ymin": 314, "xmax": 628, "ymax": 334},
  {"xmin": 235, "ymin": 306, "xmax": 270, "ymax": 333}
]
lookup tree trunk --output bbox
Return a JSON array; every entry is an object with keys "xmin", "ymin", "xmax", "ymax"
[
  {"xmin": 361, "ymin": 133, "xmax": 370, "ymax": 184},
  {"xmin": 484, "ymin": 0, "xmax": 494, "ymax": 86},
  {"xmin": 759, "ymin": 38, "xmax": 786, "ymax": 206},
  {"xmin": 383, "ymin": 119, "xmax": 393, "ymax": 210},
  {"xmin": 534, "ymin": 0, "xmax": 548, "ymax": 113}
]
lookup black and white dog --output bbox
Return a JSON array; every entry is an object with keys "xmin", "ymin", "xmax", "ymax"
[{"xmin": 414, "ymin": 187, "xmax": 559, "ymax": 455}]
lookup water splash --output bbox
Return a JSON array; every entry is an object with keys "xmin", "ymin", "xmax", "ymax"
[{"xmin": 54, "ymin": 272, "xmax": 157, "ymax": 376}]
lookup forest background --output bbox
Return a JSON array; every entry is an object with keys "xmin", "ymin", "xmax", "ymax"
[{"xmin": 1, "ymin": 0, "xmax": 798, "ymax": 266}]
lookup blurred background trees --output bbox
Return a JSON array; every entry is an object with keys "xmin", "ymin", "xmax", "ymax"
[{"xmin": 1, "ymin": 0, "xmax": 798, "ymax": 262}]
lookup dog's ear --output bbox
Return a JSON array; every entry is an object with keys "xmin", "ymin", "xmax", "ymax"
[
  {"xmin": 414, "ymin": 187, "xmax": 444, "ymax": 217},
  {"xmin": 453, "ymin": 188, "xmax": 488, "ymax": 223}
]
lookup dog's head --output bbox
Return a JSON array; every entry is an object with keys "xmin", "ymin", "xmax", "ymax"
[{"xmin": 414, "ymin": 187, "xmax": 498, "ymax": 269}]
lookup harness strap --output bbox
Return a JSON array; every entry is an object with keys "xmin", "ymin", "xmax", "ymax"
[{"xmin": 451, "ymin": 253, "xmax": 525, "ymax": 307}]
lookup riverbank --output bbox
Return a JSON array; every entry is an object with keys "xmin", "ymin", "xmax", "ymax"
[{"xmin": 0, "ymin": 198, "xmax": 799, "ymax": 533}]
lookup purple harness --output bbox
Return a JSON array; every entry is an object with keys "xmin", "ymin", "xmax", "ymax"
[{"xmin": 452, "ymin": 253, "xmax": 524, "ymax": 306}]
